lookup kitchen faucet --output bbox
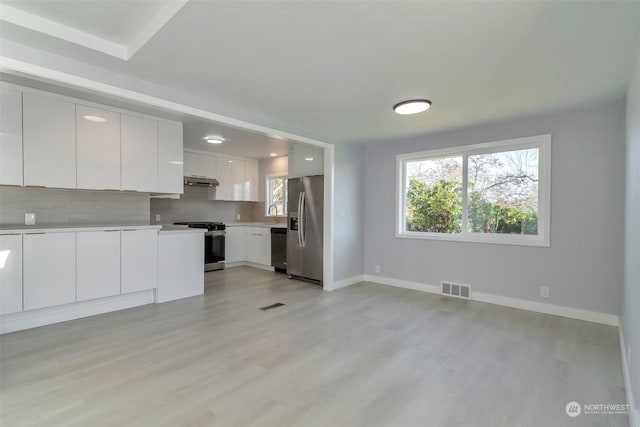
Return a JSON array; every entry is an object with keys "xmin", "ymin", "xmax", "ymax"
[{"xmin": 267, "ymin": 204, "xmax": 279, "ymax": 223}]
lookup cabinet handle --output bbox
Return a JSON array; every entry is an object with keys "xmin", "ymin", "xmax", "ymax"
[
  {"xmin": 103, "ymin": 230, "xmax": 120, "ymax": 232},
  {"xmin": 24, "ymin": 232, "xmax": 46, "ymax": 235}
]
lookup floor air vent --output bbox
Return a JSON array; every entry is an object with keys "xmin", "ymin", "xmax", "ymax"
[
  {"xmin": 441, "ymin": 281, "xmax": 471, "ymax": 299},
  {"xmin": 259, "ymin": 303, "xmax": 285, "ymax": 311}
]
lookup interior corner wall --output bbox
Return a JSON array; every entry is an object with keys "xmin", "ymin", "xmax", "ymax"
[
  {"xmin": 623, "ymin": 44, "xmax": 640, "ymax": 414},
  {"xmin": 363, "ymin": 99, "xmax": 626, "ymax": 315},
  {"xmin": 333, "ymin": 143, "xmax": 365, "ymax": 282}
]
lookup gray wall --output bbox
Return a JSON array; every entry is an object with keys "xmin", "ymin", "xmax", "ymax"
[
  {"xmin": 363, "ymin": 100, "xmax": 625, "ymax": 315},
  {"xmin": 623, "ymin": 45, "xmax": 640, "ymax": 412},
  {"xmin": 333, "ymin": 143, "xmax": 365, "ymax": 282},
  {"xmin": 0, "ymin": 187, "xmax": 150, "ymax": 226},
  {"xmin": 149, "ymin": 186, "xmax": 254, "ymax": 224}
]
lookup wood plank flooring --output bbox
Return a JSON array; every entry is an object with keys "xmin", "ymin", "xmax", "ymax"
[{"xmin": 0, "ymin": 267, "xmax": 628, "ymax": 426}]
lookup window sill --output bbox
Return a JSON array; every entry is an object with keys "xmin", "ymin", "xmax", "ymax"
[{"xmin": 396, "ymin": 231, "xmax": 550, "ymax": 247}]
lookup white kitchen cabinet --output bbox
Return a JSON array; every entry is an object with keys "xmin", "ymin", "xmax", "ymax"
[
  {"xmin": 215, "ymin": 157, "xmax": 232, "ymax": 200},
  {"xmin": 23, "ymin": 92, "xmax": 77, "ymax": 188},
  {"xmin": 0, "ymin": 234, "xmax": 23, "ymax": 315},
  {"xmin": 230, "ymin": 160, "xmax": 245, "ymax": 201},
  {"xmin": 157, "ymin": 232, "xmax": 204, "ymax": 303},
  {"xmin": 244, "ymin": 160, "xmax": 259, "ymax": 202},
  {"xmin": 184, "ymin": 151, "xmax": 216, "ymax": 178},
  {"xmin": 121, "ymin": 114, "xmax": 158, "ymax": 192},
  {"xmin": 121, "ymin": 229, "xmax": 158, "ymax": 294},
  {"xmin": 0, "ymin": 87, "xmax": 23, "ymax": 186},
  {"xmin": 288, "ymin": 143, "xmax": 324, "ymax": 179},
  {"xmin": 244, "ymin": 227, "xmax": 270, "ymax": 265},
  {"xmin": 158, "ymin": 121, "xmax": 184, "ymax": 194},
  {"xmin": 225, "ymin": 226, "xmax": 245, "ymax": 263},
  {"xmin": 77, "ymin": 231, "xmax": 121, "ymax": 302},
  {"xmin": 23, "ymin": 232, "xmax": 76, "ymax": 311},
  {"xmin": 76, "ymin": 105, "xmax": 121, "ymax": 190}
]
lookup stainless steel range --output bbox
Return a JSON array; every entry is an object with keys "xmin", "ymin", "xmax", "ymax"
[{"xmin": 174, "ymin": 222, "xmax": 226, "ymax": 271}]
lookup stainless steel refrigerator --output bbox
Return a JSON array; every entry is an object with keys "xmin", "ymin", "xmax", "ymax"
[{"xmin": 287, "ymin": 175, "xmax": 324, "ymax": 284}]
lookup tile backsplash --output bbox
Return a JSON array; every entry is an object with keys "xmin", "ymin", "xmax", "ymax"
[
  {"xmin": 150, "ymin": 186, "xmax": 255, "ymax": 224},
  {"xmin": 0, "ymin": 186, "xmax": 150, "ymax": 226}
]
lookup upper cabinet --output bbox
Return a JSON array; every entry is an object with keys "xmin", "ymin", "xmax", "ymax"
[
  {"xmin": 288, "ymin": 143, "xmax": 324, "ymax": 179},
  {"xmin": 230, "ymin": 160, "xmax": 245, "ymax": 201},
  {"xmin": 184, "ymin": 151, "xmax": 216, "ymax": 178},
  {"xmin": 215, "ymin": 157, "xmax": 232, "ymax": 200},
  {"xmin": 158, "ymin": 121, "xmax": 184, "ymax": 194},
  {"xmin": 0, "ymin": 88, "xmax": 23, "ymax": 186},
  {"xmin": 76, "ymin": 105, "xmax": 121, "ymax": 190},
  {"xmin": 121, "ymin": 114, "xmax": 158, "ymax": 193},
  {"xmin": 244, "ymin": 160, "xmax": 259, "ymax": 202},
  {"xmin": 23, "ymin": 92, "xmax": 76, "ymax": 188}
]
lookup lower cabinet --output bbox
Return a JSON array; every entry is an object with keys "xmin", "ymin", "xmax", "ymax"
[
  {"xmin": 225, "ymin": 226, "xmax": 245, "ymax": 263},
  {"xmin": 23, "ymin": 232, "xmax": 76, "ymax": 311},
  {"xmin": 121, "ymin": 229, "xmax": 158, "ymax": 294},
  {"xmin": 157, "ymin": 232, "xmax": 204, "ymax": 303},
  {"xmin": 229, "ymin": 226, "xmax": 271, "ymax": 267},
  {"xmin": 0, "ymin": 234, "xmax": 23, "ymax": 315},
  {"xmin": 77, "ymin": 231, "xmax": 121, "ymax": 301}
]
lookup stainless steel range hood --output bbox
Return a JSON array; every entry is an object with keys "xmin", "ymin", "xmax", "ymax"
[{"xmin": 183, "ymin": 176, "xmax": 219, "ymax": 187}]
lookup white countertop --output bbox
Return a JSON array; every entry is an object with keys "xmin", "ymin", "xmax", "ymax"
[
  {"xmin": 226, "ymin": 222, "xmax": 287, "ymax": 229},
  {"xmin": 0, "ymin": 224, "xmax": 162, "ymax": 235},
  {"xmin": 159, "ymin": 225, "xmax": 206, "ymax": 235}
]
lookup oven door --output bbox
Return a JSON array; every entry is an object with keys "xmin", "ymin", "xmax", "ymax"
[{"xmin": 204, "ymin": 230, "xmax": 225, "ymax": 271}]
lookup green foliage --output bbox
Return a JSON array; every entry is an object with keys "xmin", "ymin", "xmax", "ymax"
[
  {"xmin": 407, "ymin": 180, "xmax": 538, "ymax": 235},
  {"xmin": 406, "ymin": 179, "xmax": 462, "ymax": 233}
]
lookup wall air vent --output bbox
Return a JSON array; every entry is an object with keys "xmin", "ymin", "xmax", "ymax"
[{"xmin": 441, "ymin": 281, "xmax": 471, "ymax": 299}]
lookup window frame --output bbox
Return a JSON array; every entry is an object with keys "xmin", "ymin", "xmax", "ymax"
[
  {"xmin": 396, "ymin": 134, "xmax": 551, "ymax": 247},
  {"xmin": 265, "ymin": 173, "xmax": 288, "ymax": 217}
]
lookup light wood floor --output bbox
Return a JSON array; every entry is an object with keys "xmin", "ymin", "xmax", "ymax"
[{"xmin": 0, "ymin": 267, "xmax": 627, "ymax": 427}]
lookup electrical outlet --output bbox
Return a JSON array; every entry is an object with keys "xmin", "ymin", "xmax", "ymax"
[
  {"xmin": 236, "ymin": 213, "xmax": 241, "ymax": 220},
  {"xmin": 374, "ymin": 264, "xmax": 381, "ymax": 274},
  {"xmin": 155, "ymin": 214, "xmax": 161, "ymax": 222},
  {"xmin": 540, "ymin": 286, "xmax": 550, "ymax": 298},
  {"xmin": 24, "ymin": 213, "xmax": 35, "ymax": 225}
]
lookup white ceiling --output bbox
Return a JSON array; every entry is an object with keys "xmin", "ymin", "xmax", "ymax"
[{"xmin": 1, "ymin": 1, "xmax": 639, "ymax": 144}]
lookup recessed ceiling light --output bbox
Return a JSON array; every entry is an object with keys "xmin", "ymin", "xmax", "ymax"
[
  {"xmin": 169, "ymin": 161, "xmax": 183, "ymax": 165},
  {"xmin": 393, "ymin": 99, "xmax": 432, "ymax": 115},
  {"xmin": 204, "ymin": 135, "xmax": 224, "ymax": 144},
  {"xmin": 304, "ymin": 156, "xmax": 314, "ymax": 161},
  {"xmin": 83, "ymin": 115, "xmax": 107, "ymax": 122},
  {"xmin": 270, "ymin": 153, "xmax": 277, "ymax": 157},
  {"xmin": 228, "ymin": 160, "xmax": 233, "ymax": 163}
]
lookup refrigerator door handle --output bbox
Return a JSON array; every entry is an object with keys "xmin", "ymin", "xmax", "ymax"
[
  {"xmin": 297, "ymin": 191, "xmax": 303, "ymax": 247},
  {"xmin": 300, "ymin": 191, "xmax": 306, "ymax": 248}
]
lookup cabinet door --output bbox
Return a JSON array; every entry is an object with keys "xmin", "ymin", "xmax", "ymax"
[
  {"xmin": 23, "ymin": 232, "xmax": 76, "ymax": 310},
  {"xmin": 259, "ymin": 233, "xmax": 271, "ymax": 266},
  {"xmin": 158, "ymin": 121, "xmax": 183, "ymax": 194},
  {"xmin": 225, "ymin": 226, "xmax": 245, "ymax": 263},
  {"xmin": 244, "ymin": 229, "xmax": 259, "ymax": 263},
  {"xmin": 215, "ymin": 157, "xmax": 232, "ymax": 200},
  {"xmin": 23, "ymin": 93, "xmax": 76, "ymax": 188},
  {"xmin": 77, "ymin": 231, "xmax": 120, "ymax": 302},
  {"xmin": 76, "ymin": 105, "xmax": 121, "ymax": 190},
  {"xmin": 230, "ymin": 160, "xmax": 245, "ymax": 201},
  {"xmin": 0, "ymin": 88, "xmax": 23, "ymax": 186},
  {"xmin": 121, "ymin": 229, "xmax": 158, "ymax": 294},
  {"xmin": 0, "ymin": 234, "xmax": 23, "ymax": 315},
  {"xmin": 121, "ymin": 114, "xmax": 158, "ymax": 192},
  {"xmin": 244, "ymin": 160, "xmax": 259, "ymax": 202},
  {"xmin": 183, "ymin": 152, "xmax": 200, "ymax": 177}
]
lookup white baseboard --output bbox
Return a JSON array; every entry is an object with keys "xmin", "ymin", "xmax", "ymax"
[
  {"xmin": 225, "ymin": 261, "xmax": 275, "ymax": 272},
  {"xmin": 620, "ymin": 326, "xmax": 639, "ymax": 427},
  {"xmin": 0, "ymin": 290, "xmax": 155, "ymax": 334},
  {"xmin": 361, "ymin": 274, "xmax": 619, "ymax": 326},
  {"xmin": 327, "ymin": 275, "xmax": 365, "ymax": 291}
]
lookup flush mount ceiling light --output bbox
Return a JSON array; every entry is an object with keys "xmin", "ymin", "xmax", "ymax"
[
  {"xmin": 204, "ymin": 135, "xmax": 224, "ymax": 144},
  {"xmin": 270, "ymin": 153, "xmax": 277, "ymax": 157},
  {"xmin": 393, "ymin": 99, "xmax": 432, "ymax": 115},
  {"xmin": 83, "ymin": 115, "xmax": 107, "ymax": 122}
]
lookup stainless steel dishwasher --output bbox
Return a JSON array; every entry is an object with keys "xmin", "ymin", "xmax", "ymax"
[{"xmin": 270, "ymin": 227, "xmax": 287, "ymax": 273}]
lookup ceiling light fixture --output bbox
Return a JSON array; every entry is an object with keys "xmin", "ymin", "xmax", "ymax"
[
  {"xmin": 270, "ymin": 153, "xmax": 277, "ymax": 157},
  {"xmin": 393, "ymin": 99, "xmax": 432, "ymax": 115},
  {"xmin": 204, "ymin": 135, "xmax": 224, "ymax": 144},
  {"xmin": 169, "ymin": 161, "xmax": 184, "ymax": 165},
  {"xmin": 83, "ymin": 115, "xmax": 107, "ymax": 122}
]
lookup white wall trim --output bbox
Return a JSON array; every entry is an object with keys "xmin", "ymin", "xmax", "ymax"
[
  {"xmin": 126, "ymin": 0, "xmax": 188, "ymax": 60},
  {"xmin": 0, "ymin": 290, "xmax": 155, "ymax": 334},
  {"xmin": 327, "ymin": 275, "xmax": 365, "ymax": 291},
  {"xmin": 620, "ymin": 325, "xmax": 639, "ymax": 427},
  {"xmin": 0, "ymin": 3, "xmax": 128, "ymax": 60},
  {"xmin": 362, "ymin": 274, "xmax": 619, "ymax": 326}
]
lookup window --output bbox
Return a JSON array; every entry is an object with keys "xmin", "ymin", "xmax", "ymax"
[
  {"xmin": 397, "ymin": 135, "xmax": 550, "ymax": 246},
  {"xmin": 266, "ymin": 174, "xmax": 288, "ymax": 216}
]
